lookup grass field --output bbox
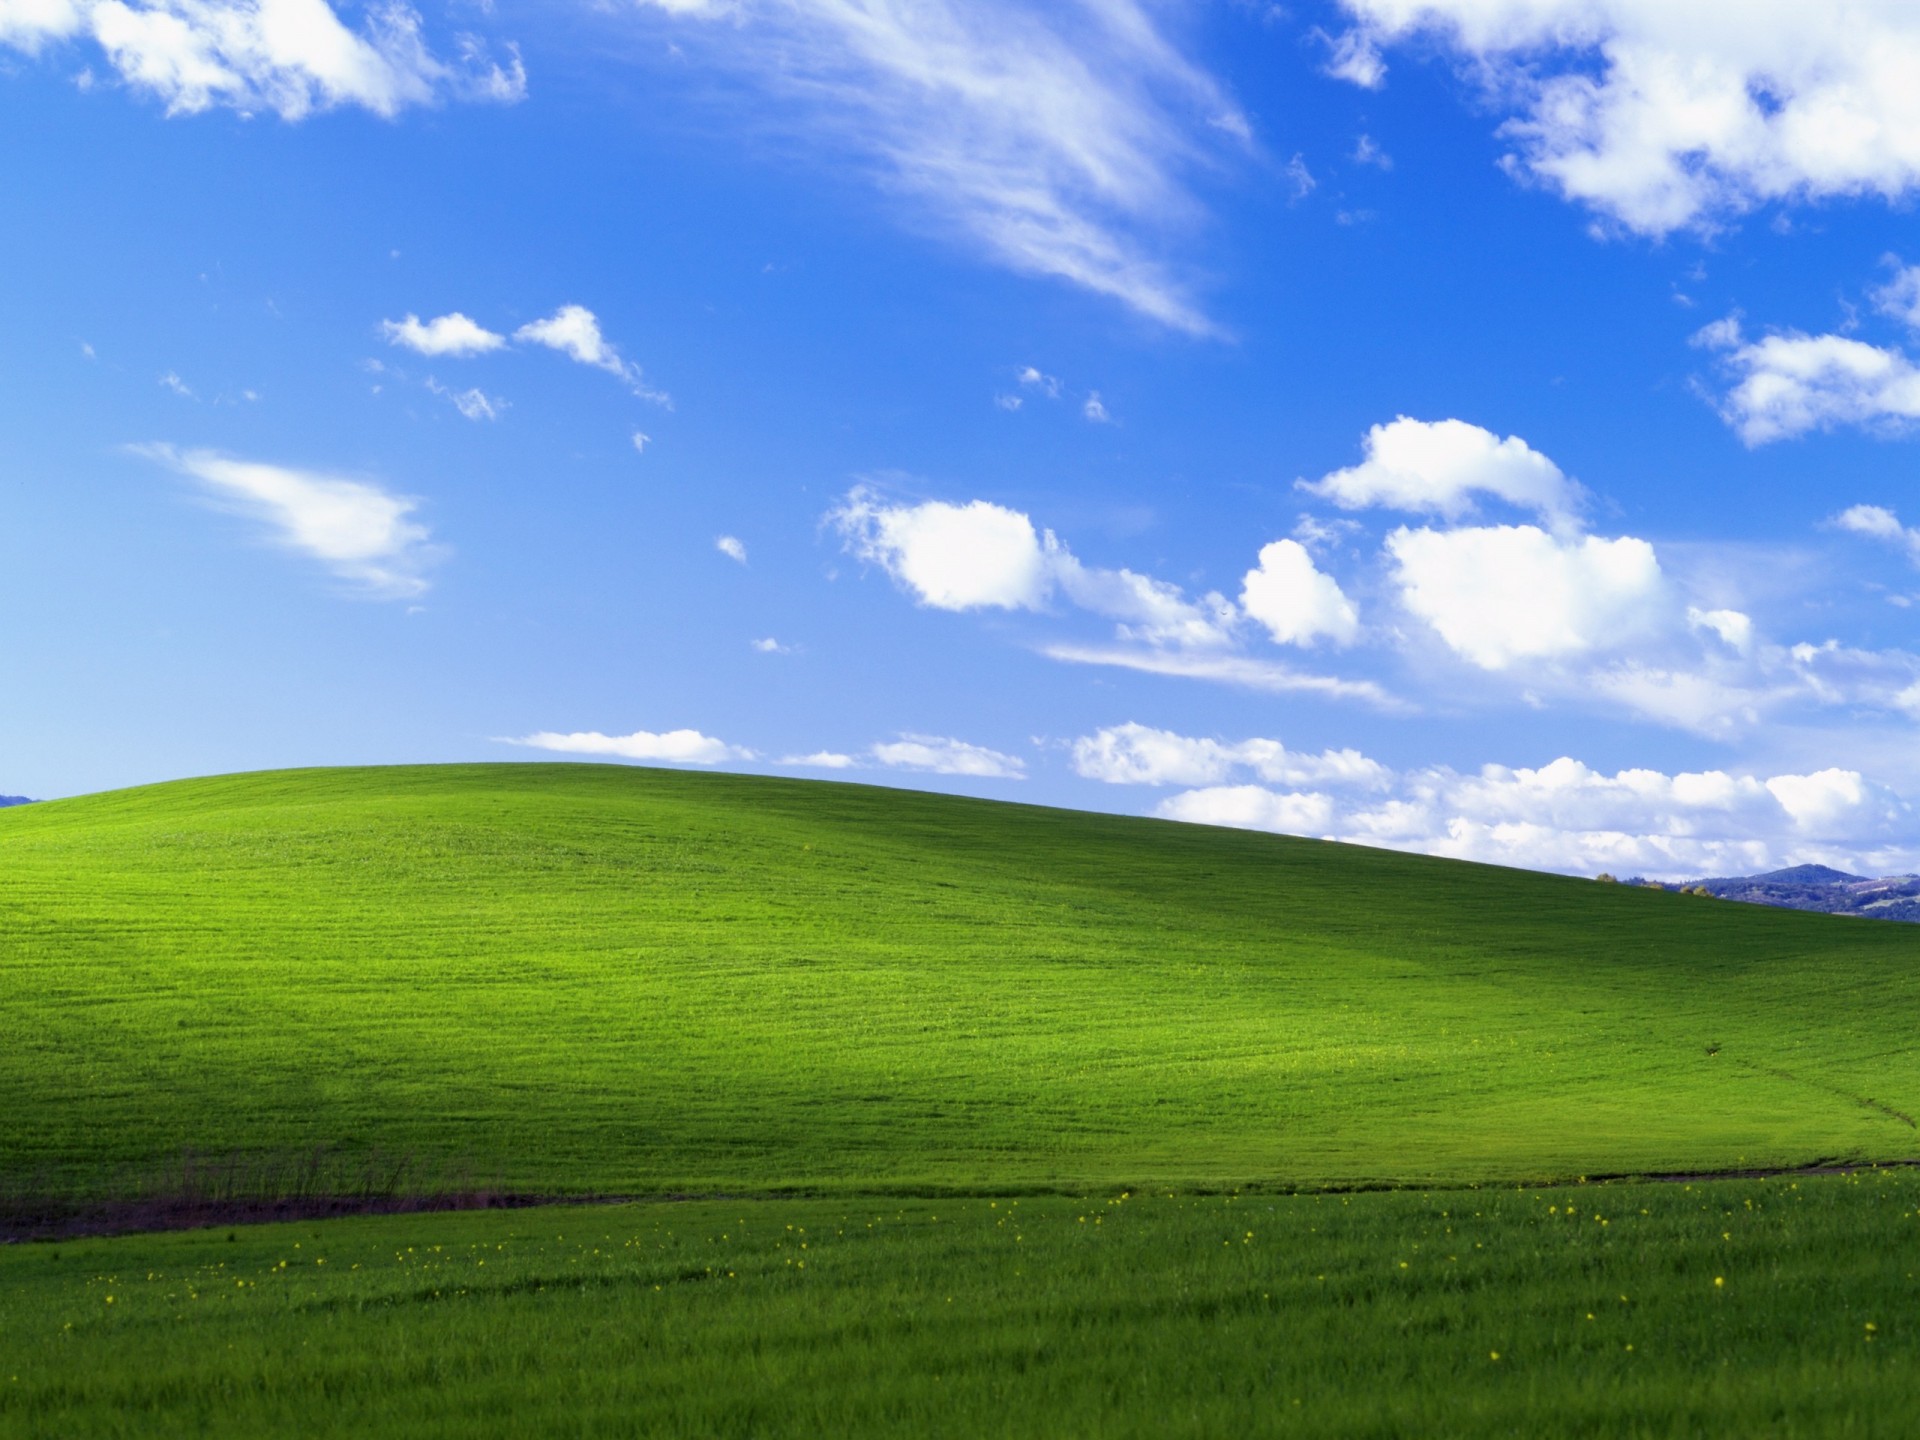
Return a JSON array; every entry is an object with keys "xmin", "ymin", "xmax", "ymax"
[
  {"xmin": 5, "ymin": 1171, "xmax": 1919, "ymax": 1436},
  {"xmin": 8, "ymin": 762, "xmax": 1920, "ymax": 1433},
  {"xmin": 4, "ymin": 762, "xmax": 1920, "ymax": 1203}
]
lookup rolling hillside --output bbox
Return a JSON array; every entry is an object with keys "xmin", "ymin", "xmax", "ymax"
[{"xmin": 4, "ymin": 763, "xmax": 1918, "ymax": 1199}]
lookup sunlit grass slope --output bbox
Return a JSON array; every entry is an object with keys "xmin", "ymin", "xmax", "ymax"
[{"xmin": 4, "ymin": 762, "xmax": 1919, "ymax": 1195}]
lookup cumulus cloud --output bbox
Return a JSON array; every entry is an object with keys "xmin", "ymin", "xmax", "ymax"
[
  {"xmin": 1300, "ymin": 417, "xmax": 1583, "ymax": 527},
  {"xmin": 381, "ymin": 312, "xmax": 505, "ymax": 357},
  {"xmin": 831, "ymin": 488, "xmax": 1054, "ymax": 612},
  {"xmin": 1071, "ymin": 722, "xmax": 1389, "ymax": 790},
  {"xmin": 716, "ymin": 535, "xmax": 747, "ymax": 564},
  {"xmin": 869, "ymin": 734, "xmax": 1025, "ymax": 779},
  {"xmin": 3, "ymin": 0, "xmax": 523, "ymax": 119},
  {"xmin": 1833, "ymin": 503, "xmax": 1920, "ymax": 564},
  {"xmin": 827, "ymin": 486, "xmax": 1399, "ymax": 705},
  {"xmin": 625, "ymin": 0, "xmax": 1245, "ymax": 334},
  {"xmin": 1387, "ymin": 523, "xmax": 1665, "ymax": 669},
  {"xmin": 777, "ymin": 736, "xmax": 1025, "ymax": 777},
  {"xmin": 507, "ymin": 728, "xmax": 753, "ymax": 764},
  {"xmin": 1696, "ymin": 321, "xmax": 1920, "ymax": 444},
  {"xmin": 1157, "ymin": 750, "xmax": 1914, "ymax": 879},
  {"xmin": 1239, "ymin": 539, "xmax": 1359, "ymax": 647},
  {"xmin": 137, "ymin": 442, "xmax": 437, "ymax": 598},
  {"xmin": 828, "ymin": 485, "xmax": 1234, "ymax": 647},
  {"xmin": 1332, "ymin": 0, "xmax": 1920, "ymax": 234},
  {"xmin": 514, "ymin": 305, "xmax": 668, "ymax": 403}
]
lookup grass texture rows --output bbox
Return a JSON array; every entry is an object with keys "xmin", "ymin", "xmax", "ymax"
[
  {"xmin": 3, "ymin": 761, "xmax": 1919, "ymax": 1197},
  {"xmin": 5, "ymin": 1172, "xmax": 1919, "ymax": 1437}
]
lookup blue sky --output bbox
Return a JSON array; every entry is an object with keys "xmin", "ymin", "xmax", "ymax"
[{"xmin": 10, "ymin": 0, "xmax": 1920, "ymax": 877}]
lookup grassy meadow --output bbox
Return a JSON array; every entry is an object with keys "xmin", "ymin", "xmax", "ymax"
[
  {"xmin": 7, "ymin": 761, "xmax": 1920, "ymax": 1433},
  {"xmin": 5, "ymin": 1171, "xmax": 1920, "ymax": 1436}
]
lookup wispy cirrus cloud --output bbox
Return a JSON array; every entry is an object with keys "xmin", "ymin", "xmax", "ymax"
[
  {"xmin": 506, "ymin": 728, "xmax": 754, "ymax": 764},
  {"xmin": 138, "ymin": 442, "xmax": 439, "ymax": 598},
  {"xmin": 627, "ymin": 0, "xmax": 1247, "ymax": 335}
]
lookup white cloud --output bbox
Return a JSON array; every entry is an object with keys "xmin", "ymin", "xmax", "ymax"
[
  {"xmin": 1283, "ymin": 152, "xmax": 1315, "ymax": 200},
  {"xmin": 626, "ymin": 0, "xmax": 1244, "ymax": 334},
  {"xmin": 830, "ymin": 485, "xmax": 1235, "ymax": 647},
  {"xmin": 1387, "ymin": 523, "xmax": 1665, "ymax": 669},
  {"xmin": 781, "ymin": 750, "xmax": 856, "ymax": 769},
  {"xmin": 631, "ymin": 431, "xmax": 651, "ymax": 453},
  {"xmin": 1873, "ymin": 259, "xmax": 1920, "ymax": 330},
  {"xmin": 507, "ymin": 728, "xmax": 752, "ymax": 764},
  {"xmin": 1017, "ymin": 366, "xmax": 1060, "ymax": 398},
  {"xmin": 751, "ymin": 636, "xmax": 793, "ymax": 654},
  {"xmin": 158, "ymin": 369, "xmax": 193, "ymax": 397},
  {"xmin": 381, "ymin": 312, "xmax": 505, "ymax": 357},
  {"xmin": 1353, "ymin": 133, "xmax": 1392, "ymax": 169},
  {"xmin": 425, "ymin": 378, "xmax": 503, "ymax": 420},
  {"xmin": 1321, "ymin": 25, "xmax": 1385, "ymax": 87},
  {"xmin": 831, "ymin": 488, "xmax": 1052, "ymax": 611},
  {"xmin": 994, "ymin": 393, "xmax": 1022, "ymax": 411},
  {"xmin": 1334, "ymin": 0, "xmax": 1920, "ymax": 234},
  {"xmin": 1158, "ymin": 785, "xmax": 1335, "ymax": 834},
  {"xmin": 514, "ymin": 305, "xmax": 667, "ymax": 403},
  {"xmin": 1699, "ymin": 327, "xmax": 1920, "ymax": 444},
  {"xmin": 5, "ymin": 0, "xmax": 524, "ymax": 120},
  {"xmin": 1156, "ymin": 750, "xmax": 1914, "ymax": 879},
  {"xmin": 1082, "ymin": 391, "xmax": 1111, "ymax": 423},
  {"xmin": 1239, "ymin": 538, "xmax": 1359, "ymax": 647},
  {"xmin": 0, "ymin": 0, "xmax": 84, "ymax": 50},
  {"xmin": 1053, "ymin": 555, "xmax": 1234, "ymax": 649},
  {"xmin": 1041, "ymin": 644, "xmax": 1400, "ymax": 708},
  {"xmin": 833, "ymin": 487, "xmax": 1399, "ymax": 705},
  {"xmin": 776, "ymin": 735, "xmax": 1024, "ymax": 777},
  {"xmin": 1689, "ymin": 315, "xmax": 1743, "ymax": 351},
  {"xmin": 1833, "ymin": 503, "xmax": 1920, "ymax": 564},
  {"xmin": 1300, "ymin": 417, "xmax": 1582, "ymax": 527},
  {"xmin": 138, "ymin": 442, "xmax": 437, "ymax": 598},
  {"xmin": 716, "ymin": 535, "xmax": 747, "ymax": 564},
  {"xmin": 870, "ymin": 734, "xmax": 1025, "ymax": 779},
  {"xmin": 1686, "ymin": 605, "xmax": 1754, "ymax": 653},
  {"xmin": 1072, "ymin": 721, "xmax": 1390, "ymax": 790}
]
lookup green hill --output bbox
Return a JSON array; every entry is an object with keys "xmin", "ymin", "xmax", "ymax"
[{"xmin": 4, "ymin": 762, "xmax": 1918, "ymax": 1199}]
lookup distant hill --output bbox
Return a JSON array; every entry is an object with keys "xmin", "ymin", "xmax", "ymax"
[
  {"xmin": 1645, "ymin": 865, "xmax": 1920, "ymax": 922},
  {"xmin": 5, "ymin": 763, "xmax": 1920, "ymax": 1200},
  {"xmin": 0, "ymin": 795, "xmax": 31, "ymax": 807}
]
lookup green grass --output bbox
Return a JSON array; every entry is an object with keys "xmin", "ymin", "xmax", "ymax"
[
  {"xmin": 4, "ymin": 761, "xmax": 1920, "ymax": 1199},
  {"xmin": 6, "ymin": 1171, "xmax": 1920, "ymax": 1437}
]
